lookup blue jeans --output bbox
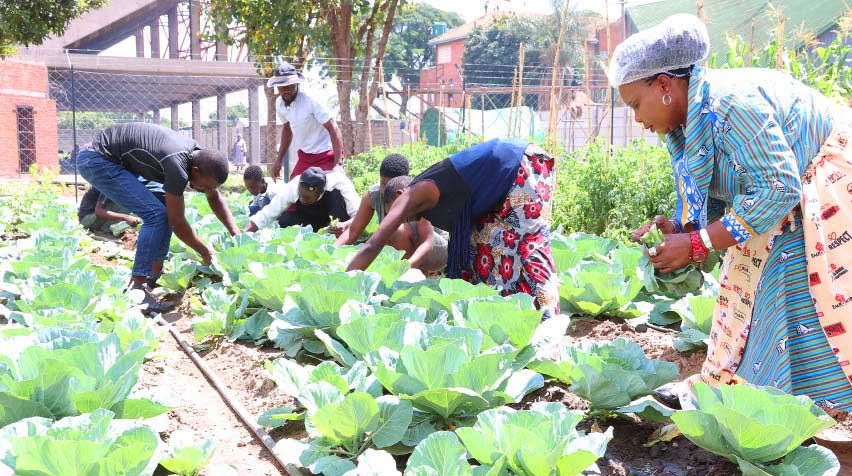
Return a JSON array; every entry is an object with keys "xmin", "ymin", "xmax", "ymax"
[{"xmin": 77, "ymin": 148, "xmax": 172, "ymax": 277}]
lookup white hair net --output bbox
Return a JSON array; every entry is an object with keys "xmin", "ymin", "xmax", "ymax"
[{"xmin": 608, "ymin": 13, "xmax": 710, "ymax": 88}]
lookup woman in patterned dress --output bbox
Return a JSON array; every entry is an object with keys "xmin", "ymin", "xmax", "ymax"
[
  {"xmin": 347, "ymin": 138, "xmax": 560, "ymax": 318},
  {"xmin": 612, "ymin": 14, "xmax": 852, "ymax": 410}
]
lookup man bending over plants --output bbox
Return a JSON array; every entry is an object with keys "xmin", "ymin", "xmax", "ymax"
[
  {"xmin": 78, "ymin": 122, "xmax": 238, "ymax": 313},
  {"xmin": 333, "ymin": 153, "xmax": 410, "ymax": 244},
  {"xmin": 244, "ymin": 166, "xmax": 359, "ymax": 233}
]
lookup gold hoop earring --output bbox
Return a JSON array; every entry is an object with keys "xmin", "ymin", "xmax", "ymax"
[{"xmin": 662, "ymin": 94, "xmax": 672, "ymax": 106}]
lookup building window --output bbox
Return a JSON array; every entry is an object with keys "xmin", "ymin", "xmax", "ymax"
[
  {"xmin": 437, "ymin": 44, "xmax": 451, "ymax": 64},
  {"xmin": 16, "ymin": 106, "xmax": 36, "ymax": 173}
]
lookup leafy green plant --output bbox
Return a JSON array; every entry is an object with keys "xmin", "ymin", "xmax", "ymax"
[
  {"xmin": 267, "ymin": 271, "xmax": 382, "ymax": 356},
  {"xmin": 670, "ymin": 295, "xmax": 715, "ymax": 353},
  {"xmin": 530, "ymin": 338, "xmax": 678, "ymax": 411},
  {"xmin": 267, "ymin": 358, "xmax": 410, "ymax": 476},
  {"xmin": 672, "ymin": 383, "xmax": 839, "ymax": 475},
  {"xmin": 0, "ymin": 334, "xmax": 169, "ymax": 426},
  {"xmin": 160, "ymin": 253, "xmax": 200, "ymax": 293},
  {"xmin": 404, "ymin": 403, "xmax": 612, "ymax": 476},
  {"xmin": 159, "ymin": 433, "xmax": 217, "ymax": 476},
  {"xmin": 365, "ymin": 325, "xmax": 543, "ymax": 428},
  {"xmin": 0, "ymin": 409, "xmax": 159, "ymax": 476}
]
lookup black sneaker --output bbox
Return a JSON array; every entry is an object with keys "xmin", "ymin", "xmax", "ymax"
[
  {"xmin": 139, "ymin": 288, "xmax": 178, "ymax": 315},
  {"xmin": 652, "ymin": 387, "xmax": 683, "ymax": 410}
]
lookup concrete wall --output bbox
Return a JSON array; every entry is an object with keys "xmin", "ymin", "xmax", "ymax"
[{"xmin": 0, "ymin": 61, "xmax": 59, "ymax": 177}]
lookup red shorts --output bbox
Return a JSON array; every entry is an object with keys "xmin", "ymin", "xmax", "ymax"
[{"xmin": 291, "ymin": 149, "xmax": 335, "ymax": 177}]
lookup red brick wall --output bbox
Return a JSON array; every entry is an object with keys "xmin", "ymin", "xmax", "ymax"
[
  {"xmin": 419, "ymin": 39, "xmax": 466, "ymax": 108},
  {"xmin": 0, "ymin": 61, "xmax": 59, "ymax": 177}
]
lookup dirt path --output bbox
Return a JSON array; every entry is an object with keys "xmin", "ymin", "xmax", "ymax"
[{"xmin": 140, "ymin": 314, "xmax": 284, "ymax": 476}]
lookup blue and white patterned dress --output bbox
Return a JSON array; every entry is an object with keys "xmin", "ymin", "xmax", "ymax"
[{"xmin": 668, "ymin": 66, "xmax": 852, "ymax": 410}]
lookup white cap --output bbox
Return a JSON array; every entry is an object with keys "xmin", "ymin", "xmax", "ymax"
[{"xmin": 608, "ymin": 13, "xmax": 710, "ymax": 88}]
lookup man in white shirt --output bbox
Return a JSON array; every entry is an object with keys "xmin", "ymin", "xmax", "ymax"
[
  {"xmin": 244, "ymin": 167, "xmax": 359, "ymax": 233},
  {"xmin": 267, "ymin": 62, "xmax": 345, "ymax": 181}
]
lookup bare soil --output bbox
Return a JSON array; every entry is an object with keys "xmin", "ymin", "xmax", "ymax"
[{"xmin": 139, "ymin": 315, "xmax": 285, "ymax": 475}]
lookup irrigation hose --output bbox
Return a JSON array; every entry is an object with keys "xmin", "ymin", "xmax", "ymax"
[{"xmin": 152, "ymin": 315, "xmax": 306, "ymax": 476}]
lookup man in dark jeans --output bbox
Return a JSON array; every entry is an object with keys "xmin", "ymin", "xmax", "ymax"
[
  {"xmin": 78, "ymin": 122, "xmax": 239, "ymax": 313},
  {"xmin": 244, "ymin": 167, "xmax": 358, "ymax": 232}
]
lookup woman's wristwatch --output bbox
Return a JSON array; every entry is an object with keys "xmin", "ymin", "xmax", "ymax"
[{"xmin": 689, "ymin": 231, "xmax": 709, "ymax": 263}]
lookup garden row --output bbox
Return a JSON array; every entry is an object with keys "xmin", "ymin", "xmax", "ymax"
[{"xmin": 0, "ymin": 160, "xmax": 843, "ymax": 476}]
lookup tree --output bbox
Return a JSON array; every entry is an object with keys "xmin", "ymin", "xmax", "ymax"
[
  {"xmin": 319, "ymin": 0, "xmax": 402, "ymax": 154},
  {"xmin": 0, "ymin": 0, "xmax": 106, "ymax": 55},
  {"xmin": 463, "ymin": 12, "xmax": 593, "ymax": 110},
  {"xmin": 383, "ymin": 4, "xmax": 463, "ymax": 115},
  {"xmin": 208, "ymin": 1, "xmax": 318, "ymax": 163},
  {"xmin": 203, "ymin": 103, "xmax": 248, "ymax": 127}
]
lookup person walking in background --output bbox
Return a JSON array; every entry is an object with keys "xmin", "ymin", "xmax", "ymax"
[
  {"xmin": 267, "ymin": 61, "xmax": 345, "ymax": 181},
  {"xmin": 231, "ymin": 134, "xmax": 247, "ymax": 173},
  {"xmin": 612, "ymin": 14, "xmax": 852, "ymax": 410}
]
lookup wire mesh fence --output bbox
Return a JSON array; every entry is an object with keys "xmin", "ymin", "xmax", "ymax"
[{"xmin": 37, "ymin": 49, "xmax": 660, "ymax": 179}]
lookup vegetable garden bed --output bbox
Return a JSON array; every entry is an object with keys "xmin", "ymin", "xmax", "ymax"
[{"xmin": 1, "ymin": 177, "xmax": 850, "ymax": 476}]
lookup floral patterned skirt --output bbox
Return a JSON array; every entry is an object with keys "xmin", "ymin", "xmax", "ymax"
[{"xmin": 463, "ymin": 144, "xmax": 561, "ymax": 318}]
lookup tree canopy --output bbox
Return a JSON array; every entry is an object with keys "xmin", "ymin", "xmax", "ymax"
[{"xmin": 0, "ymin": 0, "xmax": 106, "ymax": 55}]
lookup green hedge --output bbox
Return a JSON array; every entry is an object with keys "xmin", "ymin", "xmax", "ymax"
[{"xmin": 346, "ymin": 138, "xmax": 676, "ymax": 241}]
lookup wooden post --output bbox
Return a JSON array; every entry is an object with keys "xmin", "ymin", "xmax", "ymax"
[
  {"xmin": 508, "ymin": 68, "xmax": 518, "ymax": 138},
  {"xmin": 696, "ymin": 0, "xmax": 706, "ymax": 23},
  {"xmin": 379, "ymin": 63, "xmax": 392, "ymax": 147},
  {"xmin": 748, "ymin": 18, "xmax": 756, "ymax": 65},
  {"xmin": 438, "ymin": 83, "xmax": 444, "ymax": 145},
  {"xmin": 481, "ymin": 94, "xmax": 485, "ymax": 138},
  {"xmin": 548, "ymin": 0, "xmax": 571, "ymax": 149},
  {"xmin": 605, "ymin": 0, "xmax": 612, "ymax": 146},
  {"xmin": 517, "ymin": 42, "xmax": 525, "ymax": 137},
  {"xmin": 776, "ymin": 16, "xmax": 786, "ymax": 69},
  {"xmin": 466, "ymin": 94, "xmax": 473, "ymax": 144},
  {"xmin": 585, "ymin": 40, "xmax": 592, "ymax": 146}
]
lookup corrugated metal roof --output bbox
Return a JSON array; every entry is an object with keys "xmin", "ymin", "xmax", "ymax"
[{"xmin": 626, "ymin": 0, "xmax": 848, "ymax": 53}]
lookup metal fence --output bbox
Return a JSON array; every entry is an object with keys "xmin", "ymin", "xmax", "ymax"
[{"xmin": 38, "ymin": 51, "xmax": 660, "ymax": 180}]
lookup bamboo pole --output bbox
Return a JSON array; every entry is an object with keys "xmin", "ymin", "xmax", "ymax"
[
  {"xmin": 548, "ymin": 0, "xmax": 571, "ymax": 149},
  {"xmin": 748, "ymin": 18, "xmax": 756, "ymax": 65},
  {"xmin": 466, "ymin": 94, "xmax": 472, "ymax": 144},
  {"xmin": 696, "ymin": 0, "xmax": 706, "ymax": 23},
  {"xmin": 584, "ymin": 35, "xmax": 592, "ymax": 146},
  {"xmin": 379, "ymin": 63, "xmax": 392, "ymax": 147},
  {"xmin": 605, "ymin": 0, "xmax": 613, "ymax": 146},
  {"xmin": 481, "ymin": 94, "xmax": 485, "ymax": 138},
  {"xmin": 517, "ymin": 42, "xmax": 526, "ymax": 137},
  {"xmin": 508, "ymin": 67, "xmax": 518, "ymax": 138},
  {"xmin": 438, "ymin": 82, "xmax": 444, "ymax": 145},
  {"xmin": 776, "ymin": 16, "xmax": 786, "ymax": 69}
]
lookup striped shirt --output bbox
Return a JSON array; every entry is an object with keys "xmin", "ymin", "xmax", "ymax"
[{"xmin": 666, "ymin": 67, "xmax": 835, "ymax": 243}]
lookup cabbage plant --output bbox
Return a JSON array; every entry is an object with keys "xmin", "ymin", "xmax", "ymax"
[
  {"xmin": 267, "ymin": 358, "xmax": 410, "ymax": 476},
  {"xmin": 404, "ymin": 404, "xmax": 612, "ymax": 476},
  {"xmin": 0, "ymin": 409, "xmax": 160, "ymax": 476},
  {"xmin": 365, "ymin": 324, "xmax": 543, "ymax": 429},
  {"xmin": 672, "ymin": 383, "xmax": 839, "ymax": 475},
  {"xmin": 529, "ymin": 337, "xmax": 678, "ymax": 411},
  {"xmin": 670, "ymin": 295, "xmax": 715, "ymax": 353},
  {"xmin": 267, "ymin": 271, "xmax": 382, "ymax": 356},
  {"xmin": 0, "ymin": 334, "xmax": 169, "ymax": 427}
]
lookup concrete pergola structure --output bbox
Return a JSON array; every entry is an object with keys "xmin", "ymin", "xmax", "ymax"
[{"xmin": 30, "ymin": 0, "xmax": 265, "ymax": 162}]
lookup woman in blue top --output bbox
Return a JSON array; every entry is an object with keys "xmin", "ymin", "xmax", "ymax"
[
  {"xmin": 347, "ymin": 139, "xmax": 560, "ymax": 318},
  {"xmin": 614, "ymin": 14, "xmax": 852, "ymax": 410}
]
